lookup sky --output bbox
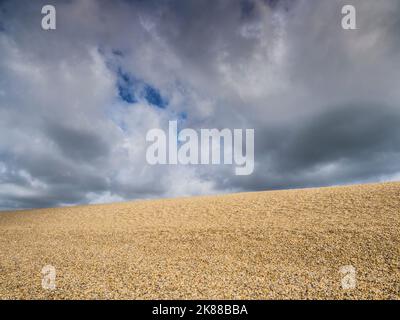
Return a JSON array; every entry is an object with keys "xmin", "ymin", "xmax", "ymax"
[{"xmin": 0, "ymin": 0, "xmax": 400, "ymax": 210}]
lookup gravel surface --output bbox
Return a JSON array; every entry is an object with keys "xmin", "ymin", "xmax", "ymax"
[{"xmin": 0, "ymin": 182, "xmax": 399, "ymax": 299}]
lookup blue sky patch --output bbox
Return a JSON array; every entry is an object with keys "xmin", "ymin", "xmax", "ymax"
[
  {"xmin": 179, "ymin": 112, "xmax": 187, "ymax": 120},
  {"xmin": 116, "ymin": 67, "xmax": 168, "ymax": 108},
  {"xmin": 117, "ymin": 69, "xmax": 137, "ymax": 104},
  {"xmin": 144, "ymin": 85, "xmax": 167, "ymax": 109},
  {"xmin": 118, "ymin": 86, "xmax": 136, "ymax": 104}
]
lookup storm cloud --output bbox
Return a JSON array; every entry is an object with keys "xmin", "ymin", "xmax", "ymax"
[{"xmin": 0, "ymin": 0, "xmax": 399, "ymax": 210}]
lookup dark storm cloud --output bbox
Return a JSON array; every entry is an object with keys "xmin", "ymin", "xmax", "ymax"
[
  {"xmin": 277, "ymin": 104, "xmax": 400, "ymax": 172},
  {"xmin": 45, "ymin": 123, "xmax": 110, "ymax": 162},
  {"xmin": 214, "ymin": 103, "xmax": 400, "ymax": 191},
  {"xmin": 0, "ymin": 0, "xmax": 400, "ymax": 210}
]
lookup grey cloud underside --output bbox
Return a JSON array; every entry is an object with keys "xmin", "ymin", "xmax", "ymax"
[
  {"xmin": 0, "ymin": 0, "xmax": 400, "ymax": 210},
  {"xmin": 45, "ymin": 124, "xmax": 110, "ymax": 162}
]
